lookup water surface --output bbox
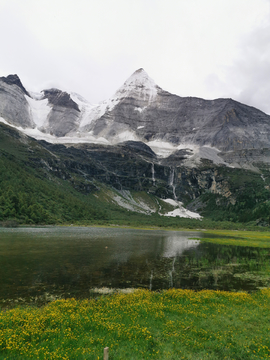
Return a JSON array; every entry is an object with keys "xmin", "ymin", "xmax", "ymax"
[{"xmin": 0, "ymin": 226, "xmax": 269, "ymax": 306}]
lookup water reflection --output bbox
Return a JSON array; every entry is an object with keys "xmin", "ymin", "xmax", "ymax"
[
  {"xmin": 162, "ymin": 233, "xmax": 200, "ymax": 257},
  {"xmin": 0, "ymin": 227, "xmax": 269, "ymax": 306}
]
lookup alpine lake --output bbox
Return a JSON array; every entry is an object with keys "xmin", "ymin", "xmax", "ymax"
[{"xmin": 0, "ymin": 226, "xmax": 269, "ymax": 308}]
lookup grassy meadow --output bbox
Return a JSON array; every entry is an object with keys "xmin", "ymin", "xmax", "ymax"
[
  {"xmin": 200, "ymin": 229, "xmax": 270, "ymax": 248},
  {"xmin": 0, "ymin": 289, "xmax": 270, "ymax": 359}
]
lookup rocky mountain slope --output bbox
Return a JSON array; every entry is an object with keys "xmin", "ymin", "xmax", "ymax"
[
  {"xmin": 1, "ymin": 69, "xmax": 270, "ymax": 158},
  {"xmin": 1, "ymin": 119, "xmax": 270, "ymax": 224},
  {"xmin": 1, "ymin": 70, "xmax": 270, "ymax": 223}
]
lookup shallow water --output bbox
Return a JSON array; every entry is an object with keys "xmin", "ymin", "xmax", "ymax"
[{"xmin": 0, "ymin": 226, "xmax": 269, "ymax": 305}]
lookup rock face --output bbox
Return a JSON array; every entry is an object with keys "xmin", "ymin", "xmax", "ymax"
[
  {"xmin": 0, "ymin": 75, "xmax": 34, "ymax": 128},
  {"xmin": 40, "ymin": 89, "xmax": 81, "ymax": 136},
  {"xmin": 0, "ymin": 74, "xmax": 30, "ymax": 96},
  {"xmin": 35, "ymin": 136, "xmax": 232, "ymax": 204}
]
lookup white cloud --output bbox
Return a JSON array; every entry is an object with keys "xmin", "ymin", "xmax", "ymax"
[
  {"xmin": 227, "ymin": 23, "xmax": 270, "ymax": 113},
  {"xmin": 0, "ymin": 0, "xmax": 269, "ymax": 112},
  {"xmin": 203, "ymin": 4, "xmax": 270, "ymax": 113}
]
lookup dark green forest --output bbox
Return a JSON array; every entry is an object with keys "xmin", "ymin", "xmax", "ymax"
[{"xmin": 0, "ymin": 151, "xmax": 109, "ymax": 225}]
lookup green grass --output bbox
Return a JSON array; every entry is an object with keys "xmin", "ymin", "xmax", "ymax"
[
  {"xmin": 0, "ymin": 289, "xmax": 270, "ymax": 359},
  {"xmin": 200, "ymin": 230, "xmax": 270, "ymax": 248}
]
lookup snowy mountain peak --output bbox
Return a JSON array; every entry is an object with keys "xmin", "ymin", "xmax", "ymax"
[{"xmin": 114, "ymin": 68, "xmax": 160, "ymax": 102}]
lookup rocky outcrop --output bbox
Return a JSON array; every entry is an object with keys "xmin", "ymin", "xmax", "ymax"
[
  {"xmin": 0, "ymin": 74, "xmax": 30, "ymax": 96},
  {"xmin": 219, "ymin": 148, "xmax": 270, "ymax": 169},
  {"xmin": 41, "ymin": 107, "xmax": 80, "ymax": 137},
  {"xmin": 39, "ymin": 89, "xmax": 81, "ymax": 137},
  {"xmin": 0, "ymin": 75, "xmax": 34, "ymax": 128},
  {"xmin": 43, "ymin": 89, "xmax": 80, "ymax": 111},
  {"xmin": 33, "ymin": 137, "xmax": 237, "ymax": 206}
]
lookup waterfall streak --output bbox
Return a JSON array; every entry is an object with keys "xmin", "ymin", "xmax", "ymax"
[
  {"xmin": 151, "ymin": 163, "xmax": 155, "ymax": 185},
  {"xmin": 169, "ymin": 167, "xmax": 177, "ymax": 200}
]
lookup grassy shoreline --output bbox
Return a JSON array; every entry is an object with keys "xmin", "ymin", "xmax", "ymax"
[
  {"xmin": 0, "ymin": 289, "xmax": 269, "ymax": 359},
  {"xmin": 0, "ymin": 219, "xmax": 268, "ymax": 233},
  {"xmin": 2, "ymin": 216, "xmax": 270, "ymax": 233},
  {"xmin": 2, "ymin": 222, "xmax": 270, "ymax": 248},
  {"xmin": 198, "ymin": 229, "xmax": 270, "ymax": 248}
]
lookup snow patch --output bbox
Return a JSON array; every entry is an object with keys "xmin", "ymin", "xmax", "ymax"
[
  {"xmin": 79, "ymin": 97, "xmax": 120, "ymax": 130},
  {"xmin": 112, "ymin": 130, "xmax": 138, "ymax": 143},
  {"xmin": 164, "ymin": 208, "xmax": 201, "ymax": 219},
  {"xmin": 163, "ymin": 198, "xmax": 179, "ymax": 206},
  {"xmin": 28, "ymin": 91, "xmax": 44, "ymax": 100},
  {"xmin": 70, "ymin": 92, "xmax": 89, "ymax": 104},
  {"xmin": 71, "ymin": 91, "xmax": 124, "ymax": 132},
  {"xmin": 14, "ymin": 126, "xmax": 110, "ymax": 145},
  {"xmin": 162, "ymin": 198, "xmax": 201, "ymax": 219},
  {"xmin": 25, "ymin": 95, "xmax": 51, "ymax": 128},
  {"xmin": 147, "ymin": 140, "xmax": 177, "ymax": 157},
  {"xmin": 135, "ymin": 107, "xmax": 146, "ymax": 113},
  {"xmin": 0, "ymin": 117, "xmax": 11, "ymax": 126},
  {"xmin": 137, "ymin": 125, "xmax": 145, "ymax": 129},
  {"xmin": 177, "ymin": 143, "xmax": 199, "ymax": 152}
]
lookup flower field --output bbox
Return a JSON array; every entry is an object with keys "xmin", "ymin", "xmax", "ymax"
[{"xmin": 0, "ymin": 289, "xmax": 270, "ymax": 359}]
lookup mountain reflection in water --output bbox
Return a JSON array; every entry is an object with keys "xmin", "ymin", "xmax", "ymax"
[
  {"xmin": 161, "ymin": 234, "xmax": 200, "ymax": 257},
  {"xmin": 0, "ymin": 227, "xmax": 269, "ymax": 306}
]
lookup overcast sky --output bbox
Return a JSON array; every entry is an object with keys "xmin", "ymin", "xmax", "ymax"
[{"xmin": 1, "ymin": 0, "xmax": 270, "ymax": 113}]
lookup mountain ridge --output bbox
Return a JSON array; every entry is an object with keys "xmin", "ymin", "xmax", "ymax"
[{"xmin": 1, "ymin": 69, "xmax": 270, "ymax": 168}]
